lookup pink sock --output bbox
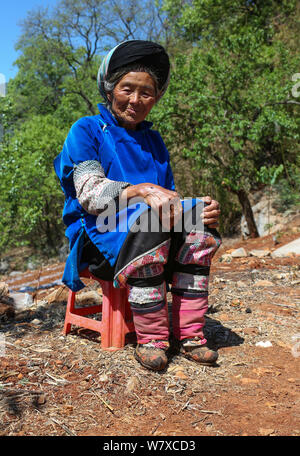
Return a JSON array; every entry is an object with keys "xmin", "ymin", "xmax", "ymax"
[
  {"xmin": 132, "ymin": 301, "xmax": 169, "ymax": 343},
  {"xmin": 172, "ymin": 294, "xmax": 208, "ymax": 342}
]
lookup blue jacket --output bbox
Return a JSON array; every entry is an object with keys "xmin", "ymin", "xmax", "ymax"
[{"xmin": 53, "ymin": 104, "xmax": 175, "ymax": 291}]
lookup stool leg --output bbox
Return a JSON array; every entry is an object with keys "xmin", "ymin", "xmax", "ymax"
[
  {"xmin": 100, "ymin": 281, "xmax": 113, "ymax": 349},
  {"xmin": 100, "ymin": 281, "xmax": 129, "ymax": 351},
  {"xmin": 110, "ymin": 286, "xmax": 128, "ymax": 349},
  {"xmin": 63, "ymin": 290, "xmax": 75, "ymax": 335}
]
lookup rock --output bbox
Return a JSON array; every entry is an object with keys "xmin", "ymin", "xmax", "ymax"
[
  {"xmin": 231, "ymin": 247, "xmax": 248, "ymax": 258},
  {"xmin": 249, "ymin": 249, "xmax": 271, "ymax": 258},
  {"xmin": 219, "ymin": 254, "xmax": 232, "ymax": 263},
  {"xmin": 240, "ymin": 188, "xmax": 295, "ymax": 238},
  {"xmin": 271, "ymin": 237, "xmax": 300, "ymax": 258},
  {"xmin": 236, "ymin": 281, "xmax": 247, "ymax": 287},
  {"xmin": 273, "ymin": 273, "xmax": 288, "ymax": 280},
  {"xmin": 254, "ymin": 280, "xmax": 273, "ymax": 287},
  {"xmin": 0, "ymin": 282, "xmax": 9, "ymax": 298},
  {"xmin": 226, "ymin": 249, "xmax": 235, "ymax": 254},
  {"xmin": 8, "ymin": 271, "xmax": 23, "ymax": 277},
  {"xmin": 45, "ymin": 286, "xmax": 69, "ymax": 303},
  {"xmin": 255, "ymin": 341, "xmax": 272, "ymax": 347},
  {"xmin": 0, "ymin": 260, "xmax": 9, "ymax": 274},
  {"xmin": 31, "ymin": 318, "xmax": 42, "ymax": 325},
  {"xmin": 10, "ymin": 292, "xmax": 34, "ymax": 310},
  {"xmin": 175, "ymin": 370, "xmax": 188, "ymax": 380}
]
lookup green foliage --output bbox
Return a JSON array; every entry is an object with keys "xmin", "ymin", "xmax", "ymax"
[
  {"xmin": 257, "ymin": 164, "xmax": 284, "ymax": 186},
  {"xmin": 273, "ymin": 163, "xmax": 300, "ymax": 212},
  {"xmin": 0, "ymin": 113, "xmax": 67, "ymax": 252},
  {"xmin": 152, "ymin": 0, "xmax": 300, "ymax": 235},
  {"xmin": 0, "ymin": 0, "xmax": 299, "ymax": 255},
  {"xmin": 0, "ymin": 0, "xmax": 176, "ymax": 255}
]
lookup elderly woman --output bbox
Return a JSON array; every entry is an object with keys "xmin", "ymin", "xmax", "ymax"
[{"xmin": 54, "ymin": 40, "xmax": 221, "ymax": 371}]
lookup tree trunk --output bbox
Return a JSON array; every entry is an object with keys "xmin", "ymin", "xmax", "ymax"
[{"xmin": 235, "ymin": 188, "xmax": 259, "ymax": 238}]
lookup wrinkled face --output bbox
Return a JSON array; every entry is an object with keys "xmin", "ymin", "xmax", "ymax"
[{"xmin": 108, "ymin": 72, "xmax": 157, "ymax": 130}]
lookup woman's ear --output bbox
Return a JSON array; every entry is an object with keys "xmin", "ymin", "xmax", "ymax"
[{"xmin": 107, "ymin": 92, "xmax": 112, "ymax": 103}]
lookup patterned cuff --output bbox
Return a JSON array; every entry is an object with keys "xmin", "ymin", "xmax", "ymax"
[{"xmin": 73, "ymin": 160, "xmax": 130, "ymax": 215}]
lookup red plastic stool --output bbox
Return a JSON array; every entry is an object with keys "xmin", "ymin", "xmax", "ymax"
[{"xmin": 63, "ymin": 268, "xmax": 135, "ymax": 351}]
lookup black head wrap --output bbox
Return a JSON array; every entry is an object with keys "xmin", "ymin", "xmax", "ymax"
[{"xmin": 97, "ymin": 40, "xmax": 170, "ymax": 101}]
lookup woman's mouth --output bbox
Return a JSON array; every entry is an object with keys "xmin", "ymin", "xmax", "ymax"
[{"xmin": 126, "ymin": 107, "xmax": 138, "ymax": 115}]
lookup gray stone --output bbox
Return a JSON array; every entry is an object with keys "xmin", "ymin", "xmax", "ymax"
[
  {"xmin": 240, "ymin": 189, "xmax": 299, "ymax": 238},
  {"xmin": 10, "ymin": 292, "xmax": 33, "ymax": 310},
  {"xmin": 0, "ymin": 260, "xmax": 9, "ymax": 274},
  {"xmin": 271, "ymin": 237, "xmax": 300, "ymax": 258},
  {"xmin": 31, "ymin": 318, "xmax": 42, "ymax": 325},
  {"xmin": 219, "ymin": 253, "xmax": 232, "ymax": 263},
  {"xmin": 231, "ymin": 247, "xmax": 248, "ymax": 258},
  {"xmin": 9, "ymin": 271, "xmax": 23, "ymax": 277},
  {"xmin": 249, "ymin": 249, "xmax": 271, "ymax": 258}
]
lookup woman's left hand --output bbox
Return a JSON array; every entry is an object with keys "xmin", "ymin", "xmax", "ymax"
[{"xmin": 201, "ymin": 196, "xmax": 220, "ymax": 228}]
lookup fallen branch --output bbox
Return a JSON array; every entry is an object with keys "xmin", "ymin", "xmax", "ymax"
[{"xmin": 91, "ymin": 388, "xmax": 114, "ymax": 414}]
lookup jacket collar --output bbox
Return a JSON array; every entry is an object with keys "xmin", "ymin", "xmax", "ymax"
[{"xmin": 97, "ymin": 103, "xmax": 153, "ymax": 131}]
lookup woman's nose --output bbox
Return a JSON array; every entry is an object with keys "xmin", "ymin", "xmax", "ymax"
[{"xmin": 129, "ymin": 91, "xmax": 140, "ymax": 104}]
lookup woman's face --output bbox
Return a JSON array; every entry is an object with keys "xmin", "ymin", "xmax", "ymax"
[{"xmin": 108, "ymin": 72, "xmax": 157, "ymax": 130}]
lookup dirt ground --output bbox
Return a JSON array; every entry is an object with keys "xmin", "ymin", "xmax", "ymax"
[{"xmin": 0, "ymin": 225, "xmax": 299, "ymax": 437}]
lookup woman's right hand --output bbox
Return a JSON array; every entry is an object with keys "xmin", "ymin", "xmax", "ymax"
[{"xmin": 121, "ymin": 183, "xmax": 182, "ymax": 230}]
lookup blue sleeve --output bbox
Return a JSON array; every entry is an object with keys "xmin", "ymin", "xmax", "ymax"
[
  {"xmin": 53, "ymin": 116, "xmax": 103, "ymax": 196},
  {"xmin": 150, "ymin": 130, "xmax": 176, "ymax": 191}
]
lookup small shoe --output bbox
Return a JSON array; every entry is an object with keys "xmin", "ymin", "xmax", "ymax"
[
  {"xmin": 180, "ymin": 337, "xmax": 218, "ymax": 365},
  {"xmin": 134, "ymin": 340, "xmax": 170, "ymax": 371}
]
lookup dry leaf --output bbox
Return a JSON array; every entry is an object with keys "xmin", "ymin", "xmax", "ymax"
[
  {"xmin": 252, "ymin": 367, "xmax": 273, "ymax": 377},
  {"xmin": 175, "ymin": 370, "xmax": 188, "ymax": 380},
  {"xmin": 240, "ymin": 377, "xmax": 259, "ymax": 385},
  {"xmin": 265, "ymin": 402, "xmax": 277, "ymax": 409},
  {"xmin": 125, "ymin": 375, "xmax": 140, "ymax": 394},
  {"xmin": 259, "ymin": 428, "xmax": 275, "ymax": 436}
]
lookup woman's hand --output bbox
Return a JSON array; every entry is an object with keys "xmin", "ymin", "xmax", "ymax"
[
  {"xmin": 201, "ymin": 196, "xmax": 221, "ymax": 228},
  {"xmin": 121, "ymin": 183, "xmax": 182, "ymax": 230}
]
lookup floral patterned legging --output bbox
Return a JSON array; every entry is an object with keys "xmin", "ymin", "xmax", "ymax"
[{"xmin": 117, "ymin": 230, "xmax": 221, "ymax": 344}]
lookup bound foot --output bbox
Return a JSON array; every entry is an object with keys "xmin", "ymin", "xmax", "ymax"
[
  {"xmin": 180, "ymin": 337, "xmax": 218, "ymax": 365},
  {"xmin": 134, "ymin": 340, "xmax": 170, "ymax": 371}
]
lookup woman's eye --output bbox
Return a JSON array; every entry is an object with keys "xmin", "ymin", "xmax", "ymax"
[{"xmin": 120, "ymin": 86, "xmax": 132, "ymax": 93}]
